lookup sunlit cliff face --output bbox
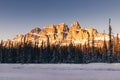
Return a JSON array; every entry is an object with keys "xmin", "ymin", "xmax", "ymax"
[{"xmin": 2, "ymin": 21, "xmax": 113, "ymax": 47}]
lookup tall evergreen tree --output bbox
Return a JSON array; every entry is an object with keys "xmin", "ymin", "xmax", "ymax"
[{"xmin": 108, "ymin": 18, "xmax": 113, "ymax": 63}]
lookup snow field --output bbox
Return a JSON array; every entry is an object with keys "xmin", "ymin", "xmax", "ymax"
[{"xmin": 0, "ymin": 63, "xmax": 120, "ymax": 80}]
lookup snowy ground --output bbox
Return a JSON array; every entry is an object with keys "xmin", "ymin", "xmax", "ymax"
[{"xmin": 0, "ymin": 63, "xmax": 120, "ymax": 80}]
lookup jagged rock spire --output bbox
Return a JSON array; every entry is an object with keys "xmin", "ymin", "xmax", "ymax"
[
  {"xmin": 71, "ymin": 21, "xmax": 80, "ymax": 27},
  {"xmin": 70, "ymin": 21, "xmax": 81, "ymax": 30}
]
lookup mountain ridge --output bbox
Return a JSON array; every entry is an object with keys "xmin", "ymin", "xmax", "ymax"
[{"xmin": 2, "ymin": 21, "xmax": 111, "ymax": 47}]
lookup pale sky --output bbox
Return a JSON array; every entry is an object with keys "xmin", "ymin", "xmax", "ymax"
[{"xmin": 0, "ymin": 0, "xmax": 120, "ymax": 40}]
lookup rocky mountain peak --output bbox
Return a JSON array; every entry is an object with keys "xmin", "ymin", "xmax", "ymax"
[
  {"xmin": 30, "ymin": 27, "xmax": 41, "ymax": 34},
  {"xmin": 56, "ymin": 23, "xmax": 68, "ymax": 33},
  {"xmin": 13, "ymin": 34, "xmax": 24, "ymax": 40},
  {"xmin": 70, "ymin": 21, "xmax": 81, "ymax": 30},
  {"xmin": 71, "ymin": 21, "xmax": 80, "ymax": 26},
  {"xmin": 2, "ymin": 21, "xmax": 112, "ymax": 47}
]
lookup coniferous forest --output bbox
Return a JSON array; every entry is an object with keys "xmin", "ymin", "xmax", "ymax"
[
  {"xmin": 0, "ymin": 36, "xmax": 119, "ymax": 63},
  {"xmin": 0, "ymin": 20, "xmax": 120, "ymax": 63}
]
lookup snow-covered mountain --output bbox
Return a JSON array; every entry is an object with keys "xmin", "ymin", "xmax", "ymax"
[{"xmin": 3, "ymin": 21, "xmax": 111, "ymax": 47}]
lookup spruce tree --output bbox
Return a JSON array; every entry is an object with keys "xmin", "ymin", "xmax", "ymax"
[{"xmin": 108, "ymin": 18, "xmax": 113, "ymax": 63}]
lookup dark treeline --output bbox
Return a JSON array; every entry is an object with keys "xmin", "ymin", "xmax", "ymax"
[
  {"xmin": 0, "ymin": 19, "xmax": 120, "ymax": 63},
  {"xmin": 0, "ymin": 33, "xmax": 119, "ymax": 63}
]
